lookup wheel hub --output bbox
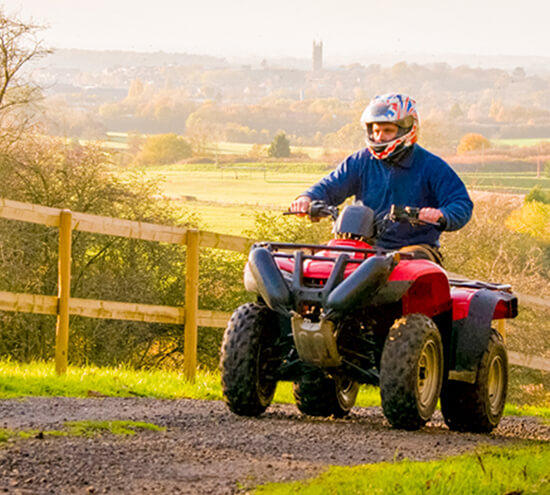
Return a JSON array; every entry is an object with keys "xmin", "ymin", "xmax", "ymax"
[
  {"xmin": 417, "ymin": 340, "xmax": 440, "ymax": 410},
  {"xmin": 487, "ymin": 355, "xmax": 505, "ymax": 415}
]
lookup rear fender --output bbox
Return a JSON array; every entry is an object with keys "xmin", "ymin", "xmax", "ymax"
[
  {"xmin": 449, "ymin": 288, "xmax": 517, "ymax": 383},
  {"xmin": 452, "ymin": 287, "xmax": 518, "ymax": 320}
]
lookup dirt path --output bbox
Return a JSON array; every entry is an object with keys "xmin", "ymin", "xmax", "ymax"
[{"xmin": 0, "ymin": 397, "xmax": 548, "ymax": 494}]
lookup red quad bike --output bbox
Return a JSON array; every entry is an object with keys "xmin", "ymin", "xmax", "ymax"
[{"xmin": 220, "ymin": 201, "xmax": 518, "ymax": 432}]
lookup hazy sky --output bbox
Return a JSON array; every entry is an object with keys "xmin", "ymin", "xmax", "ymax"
[{"xmin": 3, "ymin": 0, "xmax": 550, "ymax": 62}]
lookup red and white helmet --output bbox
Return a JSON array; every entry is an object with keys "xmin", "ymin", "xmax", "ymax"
[{"xmin": 360, "ymin": 93, "xmax": 419, "ymax": 160}]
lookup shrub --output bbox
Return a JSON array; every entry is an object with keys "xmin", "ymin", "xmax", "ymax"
[
  {"xmin": 267, "ymin": 132, "xmax": 291, "ymax": 158},
  {"xmin": 135, "ymin": 133, "xmax": 192, "ymax": 165},
  {"xmin": 0, "ymin": 136, "xmax": 201, "ymax": 366},
  {"xmin": 457, "ymin": 133, "xmax": 491, "ymax": 154},
  {"xmin": 505, "ymin": 201, "xmax": 550, "ymax": 243},
  {"xmin": 244, "ymin": 210, "xmax": 332, "ymax": 244},
  {"xmin": 525, "ymin": 185, "xmax": 550, "ymax": 204},
  {"xmin": 441, "ymin": 193, "xmax": 550, "ymax": 297}
]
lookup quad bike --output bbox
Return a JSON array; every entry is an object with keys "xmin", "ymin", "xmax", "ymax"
[{"xmin": 220, "ymin": 201, "xmax": 518, "ymax": 432}]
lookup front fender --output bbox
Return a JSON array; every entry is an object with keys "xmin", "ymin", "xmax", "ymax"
[{"xmin": 371, "ymin": 259, "xmax": 452, "ymax": 318}]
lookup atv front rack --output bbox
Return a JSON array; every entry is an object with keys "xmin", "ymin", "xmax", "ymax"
[
  {"xmin": 253, "ymin": 241, "xmax": 417, "ymax": 259},
  {"xmin": 248, "ymin": 242, "xmax": 402, "ymax": 318}
]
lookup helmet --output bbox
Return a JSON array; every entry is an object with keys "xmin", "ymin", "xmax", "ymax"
[{"xmin": 360, "ymin": 93, "xmax": 419, "ymax": 160}]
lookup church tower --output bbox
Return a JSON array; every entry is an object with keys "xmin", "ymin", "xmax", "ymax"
[{"xmin": 312, "ymin": 41, "xmax": 323, "ymax": 72}]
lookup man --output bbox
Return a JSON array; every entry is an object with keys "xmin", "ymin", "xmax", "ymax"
[{"xmin": 290, "ymin": 93, "xmax": 473, "ymax": 263}]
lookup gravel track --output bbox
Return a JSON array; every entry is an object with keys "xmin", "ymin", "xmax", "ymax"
[{"xmin": 0, "ymin": 397, "xmax": 549, "ymax": 494}]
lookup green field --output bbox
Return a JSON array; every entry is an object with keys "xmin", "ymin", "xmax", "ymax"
[
  {"xmin": 190, "ymin": 140, "xmax": 327, "ymax": 159},
  {"xmin": 492, "ymin": 137, "xmax": 550, "ymax": 147},
  {"xmin": 101, "ymin": 134, "xmax": 328, "ymax": 159},
  {"xmin": 148, "ymin": 165, "xmax": 329, "ymax": 233},
  {"xmin": 153, "ymin": 170, "xmax": 321, "ymax": 206},
  {"xmin": 460, "ymin": 172, "xmax": 550, "ymax": 193},
  {"xmin": 148, "ymin": 164, "xmax": 550, "ymax": 234},
  {"xmin": 181, "ymin": 201, "xmax": 263, "ymax": 234}
]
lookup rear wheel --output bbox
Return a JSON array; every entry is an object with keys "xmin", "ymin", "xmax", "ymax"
[
  {"xmin": 380, "ymin": 314, "xmax": 444, "ymax": 430},
  {"xmin": 441, "ymin": 329, "xmax": 507, "ymax": 433},
  {"xmin": 293, "ymin": 371, "xmax": 359, "ymax": 418},
  {"xmin": 220, "ymin": 302, "xmax": 280, "ymax": 416}
]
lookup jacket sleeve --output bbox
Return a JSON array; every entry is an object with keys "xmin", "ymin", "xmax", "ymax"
[
  {"xmin": 431, "ymin": 159, "xmax": 473, "ymax": 231},
  {"xmin": 301, "ymin": 154, "xmax": 361, "ymax": 206}
]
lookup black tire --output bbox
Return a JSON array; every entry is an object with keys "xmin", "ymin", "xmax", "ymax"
[
  {"xmin": 293, "ymin": 371, "xmax": 359, "ymax": 418},
  {"xmin": 441, "ymin": 329, "xmax": 508, "ymax": 433},
  {"xmin": 220, "ymin": 302, "xmax": 279, "ymax": 416},
  {"xmin": 380, "ymin": 314, "xmax": 444, "ymax": 430}
]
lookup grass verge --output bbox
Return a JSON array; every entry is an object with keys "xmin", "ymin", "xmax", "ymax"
[
  {"xmin": 0, "ymin": 359, "xmax": 380, "ymax": 407},
  {"xmin": 253, "ymin": 443, "xmax": 550, "ymax": 495},
  {"xmin": 0, "ymin": 360, "xmax": 549, "ymax": 419}
]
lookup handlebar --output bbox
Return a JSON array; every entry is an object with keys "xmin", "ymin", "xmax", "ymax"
[
  {"xmin": 285, "ymin": 201, "xmax": 446, "ymax": 230},
  {"xmin": 284, "ymin": 200, "xmax": 339, "ymax": 221},
  {"xmin": 388, "ymin": 205, "xmax": 446, "ymax": 230}
]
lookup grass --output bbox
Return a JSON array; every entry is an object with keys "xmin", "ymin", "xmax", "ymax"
[
  {"xmin": 0, "ymin": 420, "xmax": 165, "ymax": 443},
  {"xmin": 146, "ymin": 164, "xmax": 550, "ymax": 211},
  {"xmin": 194, "ymin": 141, "xmax": 326, "ymax": 159},
  {"xmin": 252, "ymin": 443, "xmax": 550, "ymax": 495},
  {"xmin": 148, "ymin": 169, "xmax": 325, "ymax": 207},
  {"xmin": 180, "ymin": 200, "xmax": 268, "ymax": 235},
  {"xmin": 63, "ymin": 420, "xmax": 165, "ymax": 437},
  {"xmin": 98, "ymin": 136, "xmax": 327, "ymax": 159},
  {"xmin": 461, "ymin": 172, "xmax": 550, "ymax": 193},
  {"xmin": 1, "ymin": 360, "xmax": 549, "ymax": 418},
  {"xmin": 492, "ymin": 137, "xmax": 550, "ymax": 147},
  {"xmin": 0, "ymin": 359, "xmax": 223, "ymax": 400},
  {"xmin": 0, "ymin": 359, "xmax": 381, "ymax": 407}
]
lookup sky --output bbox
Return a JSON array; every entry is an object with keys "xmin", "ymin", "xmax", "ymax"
[{"xmin": 3, "ymin": 0, "xmax": 550, "ymax": 64}]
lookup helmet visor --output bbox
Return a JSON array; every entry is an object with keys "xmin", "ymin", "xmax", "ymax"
[{"xmin": 364, "ymin": 103, "xmax": 393, "ymax": 122}]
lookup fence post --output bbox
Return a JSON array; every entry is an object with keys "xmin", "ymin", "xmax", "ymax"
[
  {"xmin": 183, "ymin": 229, "xmax": 200, "ymax": 381},
  {"xmin": 55, "ymin": 209, "xmax": 72, "ymax": 375}
]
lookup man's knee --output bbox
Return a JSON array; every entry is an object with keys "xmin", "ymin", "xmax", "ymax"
[{"xmin": 399, "ymin": 244, "xmax": 444, "ymax": 265}]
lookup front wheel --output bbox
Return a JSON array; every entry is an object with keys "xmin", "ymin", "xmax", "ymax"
[
  {"xmin": 220, "ymin": 302, "xmax": 280, "ymax": 416},
  {"xmin": 380, "ymin": 314, "xmax": 444, "ymax": 430},
  {"xmin": 441, "ymin": 329, "xmax": 508, "ymax": 433},
  {"xmin": 293, "ymin": 371, "xmax": 359, "ymax": 418}
]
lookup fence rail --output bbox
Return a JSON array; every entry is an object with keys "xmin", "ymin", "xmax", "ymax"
[{"xmin": 0, "ymin": 198, "xmax": 549, "ymax": 378}]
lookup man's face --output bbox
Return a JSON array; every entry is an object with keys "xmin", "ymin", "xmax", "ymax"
[{"xmin": 371, "ymin": 122, "xmax": 399, "ymax": 143}]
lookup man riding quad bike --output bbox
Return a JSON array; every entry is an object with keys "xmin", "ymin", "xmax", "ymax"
[{"xmin": 220, "ymin": 201, "xmax": 517, "ymax": 432}]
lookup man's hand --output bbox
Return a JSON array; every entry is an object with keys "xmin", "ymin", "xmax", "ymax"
[
  {"xmin": 419, "ymin": 207, "xmax": 444, "ymax": 224},
  {"xmin": 290, "ymin": 196, "xmax": 312, "ymax": 216}
]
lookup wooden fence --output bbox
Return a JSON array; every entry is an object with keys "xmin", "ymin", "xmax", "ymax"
[
  {"xmin": 0, "ymin": 198, "xmax": 251, "ymax": 379},
  {"xmin": 0, "ymin": 197, "xmax": 549, "ymax": 379}
]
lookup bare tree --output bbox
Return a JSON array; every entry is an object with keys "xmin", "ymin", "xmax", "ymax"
[{"xmin": 0, "ymin": 8, "xmax": 51, "ymax": 131}]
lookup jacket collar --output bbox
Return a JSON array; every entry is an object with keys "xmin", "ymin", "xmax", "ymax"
[{"xmin": 382, "ymin": 144, "xmax": 416, "ymax": 169}]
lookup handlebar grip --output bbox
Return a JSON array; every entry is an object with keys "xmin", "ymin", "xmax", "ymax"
[{"xmin": 284, "ymin": 200, "xmax": 338, "ymax": 221}]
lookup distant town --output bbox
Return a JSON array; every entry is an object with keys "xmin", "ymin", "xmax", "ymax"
[{"xmin": 28, "ymin": 43, "xmax": 550, "ymax": 147}]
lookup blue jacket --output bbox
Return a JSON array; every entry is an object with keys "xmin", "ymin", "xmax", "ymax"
[{"xmin": 303, "ymin": 145, "xmax": 473, "ymax": 249}]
